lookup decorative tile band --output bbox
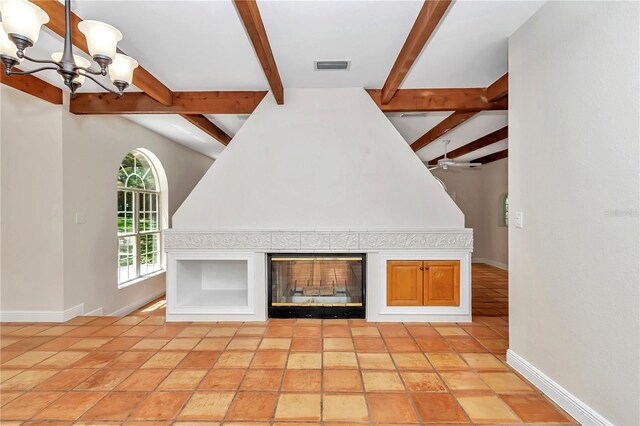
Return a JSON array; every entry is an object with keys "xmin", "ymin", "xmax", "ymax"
[{"xmin": 165, "ymin": 230, "xmax": 473, "ymax": 251}]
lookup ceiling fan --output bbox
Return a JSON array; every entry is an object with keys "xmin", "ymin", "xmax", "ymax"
[{"xmin": 427, "ymin": 140, "xmax": 481, "ymax": 171}]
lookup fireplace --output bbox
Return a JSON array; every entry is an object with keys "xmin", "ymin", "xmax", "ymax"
[
  {"xmin": 268, "ymin": 253, "xmax": 366, "ymax": 319},
  {"xmin": 165, "ymin": 89, "xmax": 473, "ymax": 323}
]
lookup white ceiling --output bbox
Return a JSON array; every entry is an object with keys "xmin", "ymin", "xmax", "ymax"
[
  {"xmin": 72, "ymin": 0, "xmax": 269, "ymax": 91},
  {"xmin": 123, "ymin": 114, "xmax": 226, "ymax": 158},
  {"xmin": 387, "ymin": 111, "xmax": 454, "ymax": 146},
  {"xmin": 258, "ymin": 1, "xmax": 423, "ymax": 88},
  {"xmin": 205, "ymin": 114, "xmax": 249, "ymax": 137},
  {"xmin": 402, "ymin": 0, "xmax": 546, "ymax": 88},
  {"xmin": 12, "ymin": 0, "xmax": 543, "ymax": 160}
]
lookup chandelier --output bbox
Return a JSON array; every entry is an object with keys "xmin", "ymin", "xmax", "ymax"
[{"xmin": 0, "ymin": 0, "xmax": 137, "ymax": 96}]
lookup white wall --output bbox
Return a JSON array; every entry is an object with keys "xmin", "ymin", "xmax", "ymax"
[
  {"xmin": 1, "ymin": 86, "xmax": 65, "ymax": 312},
  {"xmin": 509, "ymin": 2, "xmax": 639, "ymax": 424},
  {"xmin": 434, "ymin": 158, "xmax": 508, "ymax": 268},
  {"xmin": 0, "ymin": 86, "xmax": 213, "ymax": 317},
  {"xmin": 174, "ymin": 88, "xmax": 464, "ymax": 229}
]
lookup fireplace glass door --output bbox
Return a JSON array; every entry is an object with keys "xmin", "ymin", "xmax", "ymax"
[{"xmin": 268, "ymin": 254, "xmax": 365, "ymax": 318}]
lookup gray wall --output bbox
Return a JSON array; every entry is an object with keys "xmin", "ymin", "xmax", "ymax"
[{"xmin": 509, "ymin": 1, "xmax": 639, "ymax": 423}]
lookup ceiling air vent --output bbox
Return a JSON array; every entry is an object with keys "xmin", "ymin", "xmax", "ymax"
[{"xmin": 314, "ymin": 60, "xmax": 350, "ymax": 71}]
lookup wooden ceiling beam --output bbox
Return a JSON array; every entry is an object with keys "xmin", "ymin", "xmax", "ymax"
[
  {"xmin": 428, "ymin": 126, "xmax": 508, "ymax": 164},
  {"xmin": 367, "ymin": 88, "xmax": 508, "ymax": 112},
  {"xmin": 234, "ymin": 0, "xmax": 284, "ymax": 104},
  {"xmin": 380, "ymin": 0, "xmax": 452, "ymax": 104},
  {"xmin": 1, "ymin": 69, "xmax": 63, "ymax": 105},
  {"xmin": 69, "ymin": 91, "xmax": 268, "ymax": 115},
  {"xmin": 410, "ymin": 111, "xmax": 477, "ymax": 152},
  {"xmin": 487, "ymin": 73, "xmax": 508, "ymax": 102},
  {"xmin": 30, "ymin": 0, "xmax": 173, "ymax": 106},
  {"xmin": 180, "ymin": 114, "xmax": 232, "ymax": 146},
  {"xmin": 475, "ymin": 149, "xmax": 508, "ymax": 164}
]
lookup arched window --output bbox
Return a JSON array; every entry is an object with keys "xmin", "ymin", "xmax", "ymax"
[
  {"xmin": 117, "ymin": 150, "xmax": 163, "ymax": 285},
  {"xmin": 499, "ymin": 193, "xmax": 509, "ymax": 227}
]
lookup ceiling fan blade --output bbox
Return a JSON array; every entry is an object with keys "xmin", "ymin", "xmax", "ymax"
[
  {"xmin": 451, "ymin": 162, "xmax": 482, "ymax": 168},
  {"xmin": 428, "ymin": 165, "xmax": 441, "ymax": 171}
]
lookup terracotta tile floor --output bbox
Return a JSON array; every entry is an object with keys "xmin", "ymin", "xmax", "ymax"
[
  {"xmin": 0, "ymin": 264, "xmax": 576, "ymax": 424},
  {"xmin": 471, "ymin": 264, "xmax": 509, "ymax": 317}
]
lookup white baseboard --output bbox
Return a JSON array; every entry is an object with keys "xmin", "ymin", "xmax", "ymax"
[
  {"xmin": 0, "ymin": 302, "xmax": 84, "ymax": 323},
  {"xmin": 507, "ymin": 349, "xmax": 612, "ymax": 426},
  {"xmin": 84, "ymin": 307, "xmax": 104, "ymax": 316},
  {"xmin": 108, "ymin": 289, "xmax": 166, "ymax": 317},
  {"xmin": 472, "ymin": 257, "xmax": 509, "ymax": 271},
  {"xmin": 0, "ymin": 290, "xmax": 165, "ymax": 322}
]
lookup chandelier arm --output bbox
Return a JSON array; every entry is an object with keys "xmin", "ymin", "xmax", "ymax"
[
  {"xmin": 77, "ymin": 65, "xmax": 107, "ymax": 76},
  {"xmin": 20, "ymin": 54, "xmax": 60, "ymax": 66},
  {"xmin": 7, "ymin": 66, "xmax": 59, "ymax": 76},
  {"xmin": 78, "ymin": 71, "xmax": 123, "ymax": 97}
]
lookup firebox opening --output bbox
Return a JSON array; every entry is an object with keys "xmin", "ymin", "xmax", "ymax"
[{"xmin": 268, "ymin": 253, "xmax": 366, "ymax": 319}]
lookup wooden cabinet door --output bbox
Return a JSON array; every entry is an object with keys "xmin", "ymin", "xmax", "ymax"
[
  {"xmin": 387, "ymin": 260, "xmax": 423, "ymax": 306},
  {"xmin": 423, "ymin": 260, "xmax": 460, "ymax": 306}
]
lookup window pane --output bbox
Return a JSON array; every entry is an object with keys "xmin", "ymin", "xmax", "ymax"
[
  {"xmin": 140, "ymin": 233, "xmax": 161, "ymax": 276},
  {"xmin": 143, "ymin": 167, "xmax": 157, "ymax": 191},
  {"xmin": 126, "ymin": 175, "xmax": 145, "ymax": 189},
  {"xmin": 118, "ymin": 236, "xmax": 136, "ymax": 283},
  {"xmin": 150, "ymin": 194, "xmax": 158, "ymax": 230},
  {"xmin": 117, "ymin": 190, "xmax": 135, "ymax": 234},
  {"xmin": 117, "ymin": 153, "xmax": 134, "ymax": 188},
  {"xmin": 139, "ymin": 193, "xmax": 159, "ymax": 232},
  {"xmin": 118, "ymin": 151, "xmax": 157, "ymax": 191}
]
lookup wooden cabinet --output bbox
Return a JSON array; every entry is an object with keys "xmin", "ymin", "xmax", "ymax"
[
  {"xmin": 387, "ymin": 260, "xmax": 460, "ymax": 307},
  {"xmin": 387, "ymin": 261, "xmax": 423, "ymax": 306},
  {"xmin": 423, "ymin": 260, "xmax": 460, "ymax": 306}
]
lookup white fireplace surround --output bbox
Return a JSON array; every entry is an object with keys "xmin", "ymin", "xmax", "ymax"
[{"xmin": 164, "ymin": 228, "xmax": 473, "ymax": 322}]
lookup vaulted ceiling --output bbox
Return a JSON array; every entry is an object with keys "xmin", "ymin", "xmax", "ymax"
[{"xmin": 5, "ymin": 0, "xmax": 546, "ymax": 161}]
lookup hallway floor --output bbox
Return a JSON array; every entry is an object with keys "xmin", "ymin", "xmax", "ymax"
[{"xmin": 0, "ymin": 264, "xmax": 575, "ymax": 424}]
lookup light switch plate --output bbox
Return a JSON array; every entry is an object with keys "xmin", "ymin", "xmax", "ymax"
[
  {"xmin": 514, "ymin": 212, "xmax": 523, "ymax": 229},
  {"xmin": 75, "ymin": 212, "xmax": 86, "ymax": 224}
]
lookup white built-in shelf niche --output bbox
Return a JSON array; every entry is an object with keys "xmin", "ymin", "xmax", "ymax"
[{"xmin": 176, "ymin": 259, "xmax": 250, "ymax": 309}]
